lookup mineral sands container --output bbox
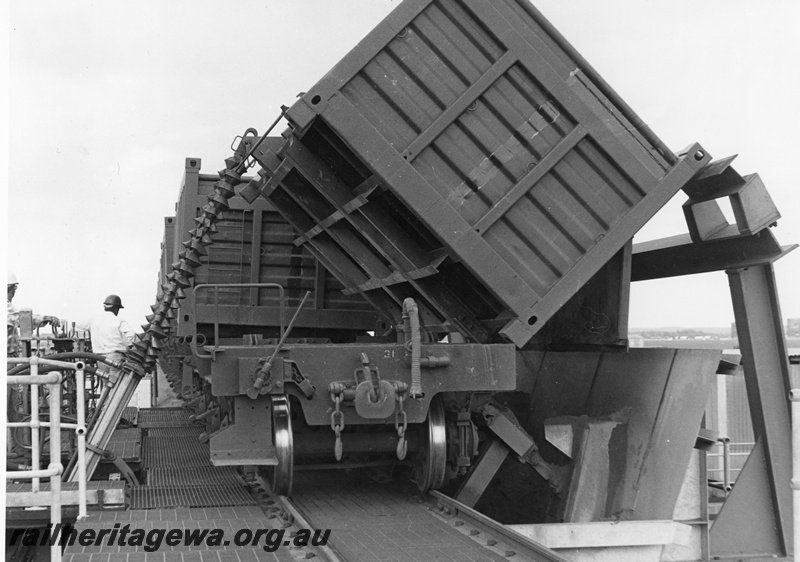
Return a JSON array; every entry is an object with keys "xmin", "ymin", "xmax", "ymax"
[{"xmin": 252, "ymin": 0, "xmax": 711, "ymax": 347}]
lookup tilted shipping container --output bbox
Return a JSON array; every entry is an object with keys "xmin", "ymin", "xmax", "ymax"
[{"xmin": 253, "ymin": 0, "xmax": 711, "ymax": 347}]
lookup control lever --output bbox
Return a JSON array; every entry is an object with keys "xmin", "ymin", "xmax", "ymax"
[{"xmin": 247, "ymin": 291, "xmax": 311, "ymax": 399}]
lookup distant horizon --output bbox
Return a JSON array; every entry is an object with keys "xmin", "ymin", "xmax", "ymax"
[{"xmin": 630, "ymin": 325, "xmax": 800, "ymax": 335}]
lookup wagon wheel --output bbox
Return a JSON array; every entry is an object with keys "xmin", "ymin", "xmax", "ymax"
[
  {"xmin": 412, "ymin": 394, "xmax": 447, "ymax": 491},
  {"xmin": 263, "ymin": 394, "xmax": 293, "ymax": 496}
]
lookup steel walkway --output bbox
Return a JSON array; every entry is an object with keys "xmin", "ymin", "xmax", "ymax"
[{"xmin": 61, "ymin": 408, "xmax": 560, "ymax": 561}]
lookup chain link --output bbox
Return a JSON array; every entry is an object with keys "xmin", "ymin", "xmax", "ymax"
[
  {"xmin": 330, "ymin": 392, "xmax": 345, "ymax": 461},
  {"xmin": 395, "ymin": 393, "xmax": 408, "ymax": 460}
]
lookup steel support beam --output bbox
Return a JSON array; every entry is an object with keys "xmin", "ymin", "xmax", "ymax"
[
  {"xmin": 454, "ymin": 438, "xmax": 509, "ymax": 508},
  {"xmin": 631, "ymin": 229, "xmax": 796, "ymax": 282},
  {"xmin": 710, "ymin": 264, "xmax": 793, "ymax": 557}
]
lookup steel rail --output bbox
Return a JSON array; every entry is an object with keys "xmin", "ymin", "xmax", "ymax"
[
  {"xmin": 429, "ymin": 490, "xmax": 570, "ymax": 562},
  {"xmin": 274, "ymin": 495, "xmax": 345, "ymax": 562}
]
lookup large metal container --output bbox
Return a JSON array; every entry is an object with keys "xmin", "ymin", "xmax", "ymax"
[
  {"xmin": 253, "ymin": 0, "xmax": 711, "ymax": 347},
  {"xmin": 172, "ymin": 156, "xmax": 383, "ymax": 343},
  {"xmin": 157, "ymin": 216, "xmax": 176, "ymax": 302}
]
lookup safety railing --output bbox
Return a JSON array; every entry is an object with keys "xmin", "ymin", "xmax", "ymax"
[
  {"xmin": 6, "ymin": 356, "xmax": 88, "ymax": 562},
  {"xmin": 191, "ymin": 282, "xmax": 286, "ymax": 358},
  {"xmin": 707, "ymin": 440, "xmax": 755, "ymax": 491}
]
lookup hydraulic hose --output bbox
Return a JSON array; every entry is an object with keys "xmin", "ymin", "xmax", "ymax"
[
  {"xmin": 402, "ymin": 298, "xmax": 423, "ymax": 399},
  {"xmin": 36, "ymin": 351, "xmax": 123, "ymax": 367}
]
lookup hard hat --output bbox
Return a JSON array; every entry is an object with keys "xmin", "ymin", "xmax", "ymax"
[
  {"xmin": 8, "ymin": 271, "xmax": 18, "ymax": 285},
  {"xmin": 103, "ymin": 294, "xmax": 124, "ymax": 308}
]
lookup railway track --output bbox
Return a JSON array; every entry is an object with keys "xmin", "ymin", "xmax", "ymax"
[
  {"xmin": 268, "ymin": 469, "xmax": 567, "ymax": 562},
  {"xmin": 59, "ymin": 408, "xmax": 562, "ymax": 562}
]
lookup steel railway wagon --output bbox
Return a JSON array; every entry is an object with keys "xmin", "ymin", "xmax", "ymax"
[
  {"xmin": 158, "ymin": 0, "xmax": 720, "ymax": 508},
  {"xmin": 136, "ymin": 1, "xmax": 793, "ymax": 557}
]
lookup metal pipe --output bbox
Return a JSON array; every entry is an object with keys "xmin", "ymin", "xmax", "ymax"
[
  {"xmin": 4, "ymin": 465, "xmax": 62, "ymax": 480},
  {"xmin": 5, "ymin": 352, "xmax": 120, "ymax": 375},
  {"xmin": 48, "ymin": 379, "xmax": 63, "ymax": 562},
  {"xmin": 721, "ymin": 437, "xmax": 732, "ymax": 492},
  {"xmin": 248, "ymin": 291, "xmax": 311, "ymax": 398},
  {"xmin": 7, "ymin": 373, "xmax": 63, "ymax": 385},
  {"xmin": 5, "ymin": 356, "xmax": 84, "ymax": 561},
  {"xmin": 70, "ymin": 367, "xmax": 141, "ymax": 481},
  {"xmin": 30, "ymin": 358, "xmax": 41, "ymax": 492},
  {"xmin": 7, "ymin": 420, "xmax": 77, "ymax": 429},
  {"xmin": 7, "ymin": 356, "xmax": 91, "ymax": 369},
  {"xmin": 790, "ymin": 389, "xmax": 800, "ymax": 561},
  {"xmin": 75, "ymin": 364, "xmax": 88, "ymax": 518},
  {"xmin": 63, "ymin": 379, "xmax": 110, "ymax": 479},
  {"xmin": 5, "ymin": 364, "xmax": 99, "ymax": 377}
]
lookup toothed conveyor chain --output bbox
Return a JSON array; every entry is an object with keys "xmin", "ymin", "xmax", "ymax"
[{"xmin": 70, "ymin": 135, "xmax": 255, "ymax": 482}]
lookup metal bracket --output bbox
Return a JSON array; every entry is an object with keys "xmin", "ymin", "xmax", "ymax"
[
  {"xmin": 282, "ymin": 360, "xmax": 315, "ymax": 398},
  {"xmin": 86, "ymin": 443, "xmax": 140, "ymax": 486},
  {"xmin": 481, "ymin": 402, "xmax": 560, "ymax": 490}
]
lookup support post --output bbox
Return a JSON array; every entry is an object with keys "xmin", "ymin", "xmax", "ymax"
[
  {"xmin": 454, "ymin": 438, "xmax": 509, "ymax": 508},
  {"xmin": 710, "ymin": 264, "xmax": 792, "ymax": 557}
]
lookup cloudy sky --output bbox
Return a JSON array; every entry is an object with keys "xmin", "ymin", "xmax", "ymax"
[{"xmin": 4, "ymin": 1, "xmax": 799, "ymax": 333}]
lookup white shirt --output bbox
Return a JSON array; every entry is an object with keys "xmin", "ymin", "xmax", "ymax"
[{"xmin": 83, "ymin": 310, "xmax": 136, "ymax": 354}]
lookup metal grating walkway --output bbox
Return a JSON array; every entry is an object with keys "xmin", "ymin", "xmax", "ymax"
[
  {"xmin": 129, "ymin": 485, "xmax": 256, "ymax": 509},
  {"xmin": 131, "ymin": 407, "xmax": 257, "ymax": 510},
  {"xmin": 146, "ymin": 466, "xmax": 241, "ymax": 487},
  {"xmin": 137, "ymin": 407, "xmax": 195, "ymax": 428},
  {"xmin": 143, "ymin": 435, "xmax": 211, "ymax": 467},
  {"xmin": 120, "ymin": 406, "xmax": 138, "ymax": 425},
  {"xmin": 104, "ymin": 428, "xmax": 142, "ymax": 461},
  {"xmin": 146, "ymin": 425, "xmax": 204, "ymax": 438}
]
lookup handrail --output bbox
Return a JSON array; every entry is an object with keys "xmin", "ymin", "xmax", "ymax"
[
  {"xmin": 789, "ymin": 389, "xmax": 800, "ymax": 562},
  {"xmin": 192, "ymin": 283, "xmax": 286, "ymax": 358},
  {"xmin": 707, "ymin": 441, "xmax": 755, "ymax": 486},
  {"xmin": 6, "ymin": 356, "xmax": 88, "ymax": 562}
]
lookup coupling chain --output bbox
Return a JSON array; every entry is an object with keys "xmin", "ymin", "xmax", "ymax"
[
  {"xmin": 394, "ymin": 393, "xmax": 408, "ymax": 460},
  {"xmin": 329, "ymin": 386, "xmax": 345, "ymax": 461}
]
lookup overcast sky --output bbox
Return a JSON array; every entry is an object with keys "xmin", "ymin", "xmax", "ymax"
[{"xmin": 4, "ymin": 1, "xmax": 799, "ymax": 333}]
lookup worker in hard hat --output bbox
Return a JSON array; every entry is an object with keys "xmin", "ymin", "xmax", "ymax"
[
  {"xmin": 84, "ymin": 294, "xmax": 136, "ymax": 364},
  {"xmin": 7, "ymin": 271, "xmax": 61, "ymax": 359}
]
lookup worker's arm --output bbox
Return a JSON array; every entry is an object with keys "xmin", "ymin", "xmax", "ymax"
[
  {"xmin": 8, "ymin": 303, "xmax": 59, "ymax": 329},
  {"xmin": 32, "ymin": 313, "xmax": 60, "ymax": 327}
]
